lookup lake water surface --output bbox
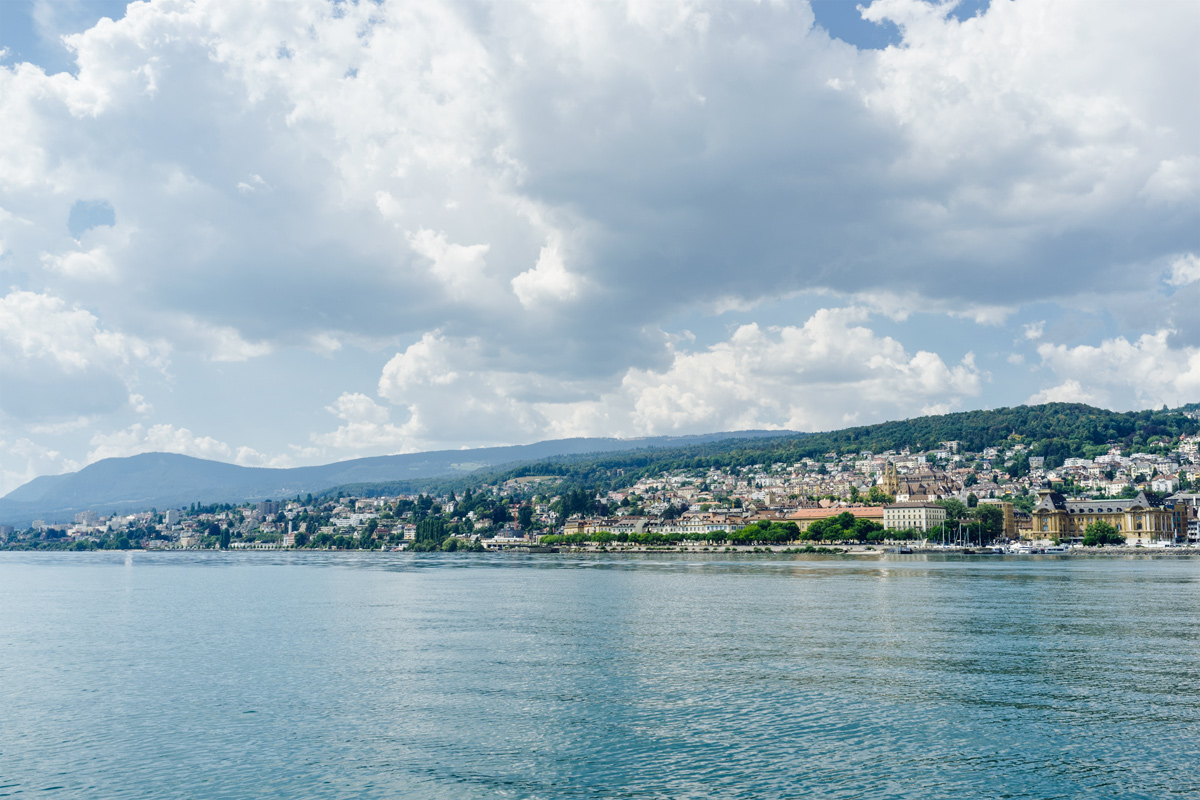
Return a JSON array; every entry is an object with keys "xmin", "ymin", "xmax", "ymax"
[{"xmin": 1, "ymin": 552, "xmax": 1198, "ymax": 799}]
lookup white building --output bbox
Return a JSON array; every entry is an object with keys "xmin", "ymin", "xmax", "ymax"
[
  {"xmin": 1151, "ymin": 476, "xmax": 1179, "ymax": 494},
  {"xmin": 884, "ymin": 503, "xmax": 947, "ymax": 532}
]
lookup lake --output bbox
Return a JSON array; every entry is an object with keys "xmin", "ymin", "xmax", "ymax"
[{"xmin": 1, "ymin": 551, "xmax": 1197, "ymax": 799}]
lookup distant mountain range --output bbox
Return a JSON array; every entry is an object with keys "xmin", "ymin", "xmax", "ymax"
[
  {"xmin": 0, "ymin": 431, "xmax": 794, "ymax": 526},
  {"xmin": 6, "ymin": 401, "xmax": 1197, "ymax": 528}
]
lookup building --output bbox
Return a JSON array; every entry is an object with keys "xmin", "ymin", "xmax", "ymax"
[
  {"xmin": 1031, "ymin": 489, "xmax": 1177, "ymax": 543},
  {"xmin": 884, "ymin": 503, "xmax": 947, "ymax": 532},
  {"xmin": 257, "ymin": 501, "xmax": 280, "ymax": 517},
  {"xmin": 165, "ymin": 509, "xmax": 181, "ymax": 526},
  {"xmin": 880, "ymin": 463, "xmax": 953, "ymax": 502},
  {"xmin": 1151, "ymin": 476, "xmax": 1180, "ymax": 494},
  {"xmin": 1167, "ymin": 493, "xmax": 1200, "ymax": 542},
  {"xmin": 978, "ymin": 499, "xmax": 1017, "ymax": 539}
]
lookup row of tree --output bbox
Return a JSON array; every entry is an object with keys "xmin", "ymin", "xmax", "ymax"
[{"xmin": 540, "ymin": 516, "xmax": 932, "ymax": 547}]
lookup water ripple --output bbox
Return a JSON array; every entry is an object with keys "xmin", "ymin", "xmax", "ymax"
[{"xmin": 1, "ymin": 552, "xmax": 1198, "ymax": 799}]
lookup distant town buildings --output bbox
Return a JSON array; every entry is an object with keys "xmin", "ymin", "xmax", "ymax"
[{"xmin": 4, "ymin": 428, "xmax": 1199, "ymax": 550}]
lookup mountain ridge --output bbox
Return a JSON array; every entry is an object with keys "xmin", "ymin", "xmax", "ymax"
[
  {"xmin": 5, "ymin": 402, "xmax": 1196, "ymax": 527},
  {"xmin": 0, "ymin": 430, "xmax": 795, "ymax": 526}
]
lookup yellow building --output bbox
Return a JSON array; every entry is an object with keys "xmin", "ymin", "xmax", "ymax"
[
  {"xmin": 1031, "ymin": 489, "xmax": 1177, "ymax": 543},
  {"xmin": 978, "ymin": 499, "xmax": 1017, "ymax": 539}
]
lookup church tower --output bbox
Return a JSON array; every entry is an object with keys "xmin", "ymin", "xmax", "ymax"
[{"xmin": 882, "ymin": 462, "xmax": 900, "ymax": 497}]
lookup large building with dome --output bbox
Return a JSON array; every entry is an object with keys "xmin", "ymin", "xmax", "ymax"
[{"xmin": 1030, "ymin": 489, "xmax": 1181, "ymax": 543}]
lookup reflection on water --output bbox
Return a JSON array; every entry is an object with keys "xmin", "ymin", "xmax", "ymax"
[{"xmin": 1, "ymin": 552, "xmax": 1197, "ymax": 799}]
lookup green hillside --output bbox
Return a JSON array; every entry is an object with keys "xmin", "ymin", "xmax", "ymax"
[{"xmin": 325, "ymin": 403, "xmax": 1198, "ymax": 498}]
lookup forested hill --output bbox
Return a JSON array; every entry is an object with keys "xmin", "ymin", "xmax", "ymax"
[
  {"xmin": 785, "ymin": 402, "xmax": 1197, "ymax": 461},
  {"xmin": 334, "ymin": 403, "xmax": 1199, "ymax": 497}
]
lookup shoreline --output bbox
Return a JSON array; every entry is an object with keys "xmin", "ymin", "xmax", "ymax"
[{"xmin": 3, "ymin": 544, "xmax": 1197, "ymax": 557}]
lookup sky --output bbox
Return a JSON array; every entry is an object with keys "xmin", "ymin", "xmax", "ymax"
[{"xmin": 0, "ymin": 0, "xmax": 1197, "ymax": 494}]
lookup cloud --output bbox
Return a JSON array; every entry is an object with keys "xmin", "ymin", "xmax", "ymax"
[
  {"xmin": 1166, "ymin": 253, "xmax": 1200, "ymax": 287},
  {"xmin": 1027, "ymin": 379, "xmax": 1097, "ymax": 407},
  {"xmin": 312, "ymin": 392, "xmax": 416, "ymax": 452},
  {"xmin": 1, "ymin": 0, "xmax": 1191, "ymax": 367},
  {"xmin": 348, "ymin": 307, "xmax": 983, "ymax": 453},
  {"xmin": 406, "ymin": 228, "xmax": 495, "ymax": 301},
  {"xmin": 511, "ymin": 242, "xmax": 582, "ymax": 308},
  {"xmin": 378, "ymin": 332, "xmax": 463, "ymax": 396},
  {"xmin": 1030, "ymin": 330, "xmax": 1200, "ymax": 410},
  {"xmin": 0, "ymin": 290, "xmax": 167, "ymax": 419},
  {"xmin": 0, "ymin": 290, "xmax": 163, "ymax": 372},
  {"xmin": 1141, "ymin": 157, "xmax": 1200, "ymax": 207},
  {"xmin": 166, "ymin": 316, "xmax": 274, "ymax": 362},
  {"xmin": 856, "ymin": 290, "xmax": 1013, "ymax": 325},
  {"xmin": 86, "ymin": 423, "xmax": 235, "ymax": 464},
  {"xmin": 611, "ymin": 309, "xmax": 982, "ymax": 435},
  {"xmin": 77, "ymin": 421, "xmax": 294, "ymax": 469},
  {"xmin": 0, "ymin": 437, "xmax": 80, "ymax": 496}
]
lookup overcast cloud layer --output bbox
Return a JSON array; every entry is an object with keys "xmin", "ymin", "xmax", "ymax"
[{"xmin": 1, "ymin": 0, "xmax": 1197, "ymax": 493}]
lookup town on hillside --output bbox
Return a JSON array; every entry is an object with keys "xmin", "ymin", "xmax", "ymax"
[{"xmin": 6, "ymin": 432, "xmax": 1200, "ymax": 552}]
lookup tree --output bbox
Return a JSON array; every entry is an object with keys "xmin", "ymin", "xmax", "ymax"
[
  {"xmin": 1006, "ymin": 452, "xmax": 1030, "ymax": 478},
  {"xmin": 967, "ymin": 493, "xmax": 979, "ymax": 508},
  {"xmin": 518, "ymin": 504, "xmax": 533, "ymax": 529},
  {"xmin": 964, "ymin": 473, "xmax": 979, "ymax": 487},
  {"xmin": 416, "ymin": 518, "xmax": 446, "ymax": 544},
  {"xmin": 866, "ymin": 486, "xmax": 893, "ymax": 505},
  {"xmin": 204, "ymin": 522, "xmax": 229, "ymax": 550},
  {"xmin": 1082, "ymin": 521, "xmax": 1125, "ymax": 547},
  {"xmin": 490, "ymin": 503, "xmax": 512, "ymax": 526},
  {"xmin": 936, "ymin": 498, "xmax": 968, "ymax": 522},
  {"xmin": 973, "ymin": 504, "xmax": 1005, "ymax": 543}
]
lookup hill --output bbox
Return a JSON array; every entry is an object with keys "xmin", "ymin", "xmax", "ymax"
[
  {"xmin": 0, "ymin": 430, "xmax": 792, "ymax": 526},
  {"xmin": 353, "ymin": 403, "xmax": 1199, "ymax": 498},
  {"xmin": 4, "ymin": 403, "xmax": 1195, "ymax": 527}
]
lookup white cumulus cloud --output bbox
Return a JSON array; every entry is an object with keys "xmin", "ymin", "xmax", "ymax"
[
  {"xmin": 1030, "ymin": 330, "xmax": 1200, "ymax": 410},
  {"xmin": 511, "ymin": 243, "xmax": 582, "ymax": 308},
  {"xmin": 0, "ymin": 290, "xmax": 167, "ymax": 420},
  {"xmin": 87, "ymin": 423, "xmax": 235, "ymax": 464},
  {"xmin": 328, "ymin": 307, "xmax": 983, "ymax": 455},
  {"xmin": 311, "ymin": 392, "xmax": 417, "ymax": 452},
  {"xmin": 1166, "ymin": 253, "xmax": 1200, "ymax": 287}
]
